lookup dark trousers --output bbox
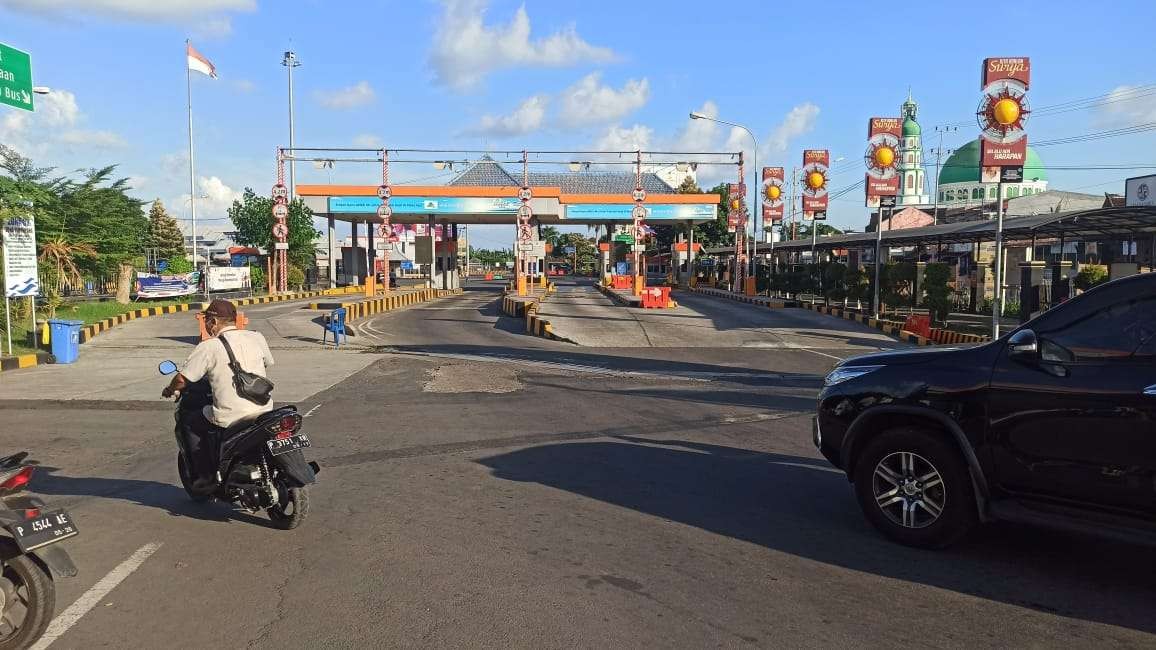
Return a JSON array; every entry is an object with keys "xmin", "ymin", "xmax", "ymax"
[{"xmin": 182, "ymin": 408, "xmax": 219, "ymax": 481}]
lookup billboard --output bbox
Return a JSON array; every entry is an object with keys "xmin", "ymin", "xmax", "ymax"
[
  {"xmin": 207, "ymin": 266, "xmax": 251, "ymax": 292},
  {"xmin": 801, "ymin": 149, "xmax": 829, "ymax": 219},
  {"xmin": 328, "ymin": 196, "xmax": 521, "ymax": 214},
  {"xmin": 865, "ymin": 118, "xmax": 902, "ymax": 208},
  {"xmin": 761, "ymin": 167, "xmax": 785, "ymax": 222},
  {"xmin": 137, "ymin": 272, "xmax": 198, "ymax": 299},
  {"xmin": 978, "ymin": 57, "xmax": 1030, "ymax": 168},
  {"xmin": 1125, "ymin": 174, "xmax": 1156, "ymax": 207},
  {"xmin": 2, "ymin": 215, "xmax": 38, "ymax": 298}
]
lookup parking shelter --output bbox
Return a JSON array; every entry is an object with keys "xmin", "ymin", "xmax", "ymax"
[
  {"xmin": 705, "ymin": 206, "xmax": 1156, "ymax": 319},
  {"xmin": 297, "ymin": 159, "xmax": 719, "ymax": 290}
]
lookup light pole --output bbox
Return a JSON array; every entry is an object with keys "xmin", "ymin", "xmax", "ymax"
[
  {"xmin": 282, "ymin": 51, "xmax": 301, "ymax": 201},
  {"xmin": 690, "ymin": 111, "xmax": 758, "ymax": 277}
]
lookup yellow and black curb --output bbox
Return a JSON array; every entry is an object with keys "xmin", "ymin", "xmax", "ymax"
[
  {"xmin": 0, "ymin": 352, "xmax": 55, "ymax": 373},
  {"xmin": 309, "ymin": 288, "xmax": 462, "ymax": 322},
  {"xmin": 77, "ymin": 288, "xmax": 342, "ymax": 344},
  {"xmin": 499, "ymin": 291, "xmax": 573, "ymax": 343},
  {"xmin": 684, "ymin": 286, "xmax": 795, "ymax": 309}
]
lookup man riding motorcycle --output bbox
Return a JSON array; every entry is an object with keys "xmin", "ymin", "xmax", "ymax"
[{"xmin": 161, "ymin": 299, "xmax": 275, "ymax": 493}]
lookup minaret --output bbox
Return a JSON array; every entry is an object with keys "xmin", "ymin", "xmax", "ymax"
[{"xmin": 897, "ymin": 91, "xmax": 930, "ymax": 206}]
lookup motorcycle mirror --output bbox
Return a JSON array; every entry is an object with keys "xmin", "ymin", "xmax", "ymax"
[{"xmin": 158, "ymin": 360, "xmax": 179, "ymax": 375}]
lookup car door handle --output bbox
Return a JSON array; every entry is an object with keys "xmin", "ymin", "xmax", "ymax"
[{"xmin": 1145, "ymin": 385, "xmax": 1156, "ymax": 396}]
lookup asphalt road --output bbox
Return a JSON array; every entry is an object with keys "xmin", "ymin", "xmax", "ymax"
[{"xmin": 5, "ymin": 278, "xmax": 1154, "ymax": 648}]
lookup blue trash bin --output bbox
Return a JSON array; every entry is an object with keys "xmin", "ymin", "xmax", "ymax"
[{"xmin": 49, "ymin": 319, "xmax": 84, "ymax": 364}]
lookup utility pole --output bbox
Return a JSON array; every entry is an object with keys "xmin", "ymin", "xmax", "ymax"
[
  {"xmin": 282, "ymin": 51, "xmax": 301, "ymax": 201},
  {"xmin": 992, "ymin": 179, "xmax": 1005, "ymax": 338},
  {"xmin": 930, "ymin": 126, "xmax": 957, "ymax": 226}
]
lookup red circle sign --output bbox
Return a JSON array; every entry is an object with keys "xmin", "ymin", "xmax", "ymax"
[
  {"xmin": 272, "ymin": 204, "xmax": 289, "ymax": 219},
  {"xmin": 272, "ymin": 223, "xmax": 288, "ymax": 239}
]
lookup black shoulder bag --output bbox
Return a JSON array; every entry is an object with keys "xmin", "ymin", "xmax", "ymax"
[{"xmin": 218, "ymin": 333, "xmax": 274, "ymax": 405}]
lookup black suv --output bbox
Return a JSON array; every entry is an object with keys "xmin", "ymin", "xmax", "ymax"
[{"xmin": 815, "ymin": 272, "xmax": 1156, "ymax": 548}]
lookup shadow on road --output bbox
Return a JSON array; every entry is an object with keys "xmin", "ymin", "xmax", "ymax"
[
  {"xmin": 477, "ymin": 437, "xmax": 1156, "ymax": 634},
  {"xmin": 30, "ymin": 466, "xmax": 278, "ymax": 528}
]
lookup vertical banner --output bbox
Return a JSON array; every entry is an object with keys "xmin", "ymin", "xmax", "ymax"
[
  {"xmin": 2, "ymin": 215, "xmax": 39, "ymax": 297},
  {"xmin": 864, "ymin": 118, "xmax": 902, "ymax": 208},
  {"xmin": 761, "ymin": 167, "xmax": 785, "ymax": 222},
  {"xmin": 801, "ymin": 149, "xmax": 829, "ymax": 219},
  {"xmin": 978, "ymin": 57, "xmax": 1030, "ymax": 177}
]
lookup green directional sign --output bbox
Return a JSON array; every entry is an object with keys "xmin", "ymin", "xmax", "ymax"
[
  {"xmin": 0, "ymin": 43, "xmax": 34, "ymax": 112},
  {"xmin": 612, "ymin": 233, "xmax": 634, "ymax": 244}
]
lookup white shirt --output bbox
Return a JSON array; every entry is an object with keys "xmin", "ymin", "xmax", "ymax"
[{"xmin": 181, "ymin": 326, "xmax": 275, "ymax": 427}]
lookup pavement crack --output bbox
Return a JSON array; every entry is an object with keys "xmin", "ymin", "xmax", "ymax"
[{"xmin": 245, "ymin": 545, "xmax": 309, "ymax": 649}]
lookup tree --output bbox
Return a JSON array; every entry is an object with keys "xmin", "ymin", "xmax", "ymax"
[
  {"xmin": 228, "ymin": 188, "xmax": 320, "ymax": 270},
  {"xmin": 469, "ymin": 247, "xmax": 514, "ymax": 267},
  {"xmin": 147, "ymin": 199, "xmax": 186, "ymax": 261},
  {"xmin": 538, "ymin": 225, "xmax": 562, "ymax": 251},
  {"xmin": 795, "ymin": 223, "xmax": 844, "ymax": 239},
  {"xmin": 555, "ymin": 232, "xmax": 597, "ymax": 274},
  {"xmin": 923, "ymin": 263, "xmax": 952, "ymax": 325}
]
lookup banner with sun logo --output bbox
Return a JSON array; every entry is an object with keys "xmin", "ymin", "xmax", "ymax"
[
  {"xmin": 801, "ymin": 150, "xmax": 829, "ymax": 219},
  {"xmin": 977, "ymin": 57, "xmax": 1030, "ymax": 175},
  {"xmin": 864, "ymin": 118, "xmax": 902, "ymax": 208},
  {"xmin": 761, "ymin": 167, "xmax": 785, "ymax": 222}
]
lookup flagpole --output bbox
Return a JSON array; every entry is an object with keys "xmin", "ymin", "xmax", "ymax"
[{"xmin": 186, "ymin": 40, "xmax": 203, "ymax": 299}]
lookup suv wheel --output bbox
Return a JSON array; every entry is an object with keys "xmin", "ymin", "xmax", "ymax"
[{"xmin": 853, "ymin": 427, "xmax": 977, "ymax": 549}]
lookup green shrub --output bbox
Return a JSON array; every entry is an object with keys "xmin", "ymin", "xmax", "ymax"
[
  {"xmin": 923, "ymin": 263, "xmax": 952, "ymax": 324},
  {"xmin": 1073, "ymin": 265, "xmax": 1108, "ymax": 291},
  {"xmin": 249, "ymin": 265, "xmax": 266, "ymax": 292},
  {"xmin": 165, "ymin": 256, "xmax": 193, "ymax": 274},
  {"xmin": 286, "ymin": 265, "xmax": 305, "ymax": 290}
]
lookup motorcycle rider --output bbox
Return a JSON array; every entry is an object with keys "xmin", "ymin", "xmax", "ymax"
[{"xmin": 162, "ymin": 299, "xmax": 275, "ymax": 492}]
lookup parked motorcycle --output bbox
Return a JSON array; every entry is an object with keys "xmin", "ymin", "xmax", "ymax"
[
  {"xmin": 0, "ymin": 452, "xmax": 78, "ymax": 649},
  {"xmin": 159, "ymin": 361, "xmax": 320, "ymax": 529}
]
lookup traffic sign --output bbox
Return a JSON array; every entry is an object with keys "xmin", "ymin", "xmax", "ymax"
[
  {"xmin": 519, "ymin": 187, "xmax": 532, "ymax": 201},
  {"xmin": 376, "ymin": 204, "xmax": 393, "ymax": 219},
  {"xmin": 377, "ymin": 185, "xmax": 391, "ymax": 199},
  {"xmin": 631, "ymin": 205, "xmax": 647, "ymax": 220},
  {"xmin": 632, "ymin": 189, "xmax": 646, "ymax": 202},
  {"xmin": 272, "ymin": 223, "xmax": 288, "ymax": 239},
  {"xmin": 632, "ymin": 244, "xmax": 646, "ymax": 253},
  {"xmin": 274, "ymin": 242, "xmax": 289, "ymax": 250},
  {"xmin": 518, "ymin": 224, "xmax": 533, "ymax": 241},
  {"xmin": 0, "ymin": 43, "xmax": 34, "ymax": 112},
  {"xmin": 563, "ymin": 246, "xmax": 576, "ymax": 255},
  {"xmin": 612, "ymin": 233, "xmax": 634, "ymax": 244},
  {"xmin": 272, "ymin": 204, "xmax": 288, "ymax": 219},
  {"xmin": 272, "ymin": 184, "xmax": 288, "ymax": 201},
  {"xmin": 519, "ymin": 243, "xmax": 535, "ymax": 252},
  {"xmin": 517, "ymin": 204, "xmax": 532, "ymax": 220}
]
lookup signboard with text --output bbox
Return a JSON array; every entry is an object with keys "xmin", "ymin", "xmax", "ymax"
[
  {"xmin": 3, "ymin": 215, "xmax": 38, "ymax": 297},
  {"xmin": 801, "ymin": 149, "xmax": 830, "ymax": 217},
  {"xmin": 979, "ymin": 57, "xmax": 1030, "ymax": 169},
  {"xmin": 761, "ymin": 167, "xmax": 785, "ymax": 222},
  {"xmin": 865, "ymin": 117, "xmax": 902, "ymax": 207},
  {"xmin": 0, "ymin": 42, "xmax": 34, "ymax": 112}
]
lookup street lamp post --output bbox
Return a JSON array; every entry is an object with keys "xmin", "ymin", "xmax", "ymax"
[
  {"xmin": 690, "ymin": 112, "xmax": 759, "ymax": 277},
  {"xmin": 282, "ymin": 52, "xmax": 301, "ymax": 201}
]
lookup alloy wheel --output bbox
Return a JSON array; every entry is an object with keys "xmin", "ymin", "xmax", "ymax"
[{"xmin": 872, "ymin": 451, "xmax": 946, "ymax": 529}]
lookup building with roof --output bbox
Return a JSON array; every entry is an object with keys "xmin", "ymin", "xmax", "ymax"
[
  {"xmin": 936, "ymin": 139, "xmax": 1048, "ymax": 207},
  {"xmin": 447, "ymin": 155, "xmax": 677, "ymax": 194}
]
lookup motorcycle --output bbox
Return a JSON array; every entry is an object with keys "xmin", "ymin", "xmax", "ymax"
[
  {"xmin": 0, "ymin": 452, "xmax": 78, "ymax": 649},
  {"xmin": 159, "ymin": 360, "xmax": 320, "ymax": 529}
]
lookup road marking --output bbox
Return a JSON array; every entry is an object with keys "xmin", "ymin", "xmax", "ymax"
[
  {"xmin": 30, "ymin": 542, "xmax": 163, "ymax": 650},
  {"xmin": 303, "ymin": 403, "xmax": 323, "ymax": 418},
  {"xmin": 721, "ymin": 412, "xmax": 791, "ymax": 424},
  {"xmin": 796, "ymin": 348, "xmax": 845, "ymax": 361}
]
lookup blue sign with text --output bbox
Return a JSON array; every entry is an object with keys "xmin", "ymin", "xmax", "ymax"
[
  {"xmin": 329, "ymin": 196, "xmax": 521, "ymax": 214},
  {"xmin": 563, "ymin": 204, "xmax": 716, "ymax": 221}
]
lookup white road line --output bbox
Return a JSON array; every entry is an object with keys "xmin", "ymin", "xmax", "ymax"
[
  {"xmin": 796, "ymin": 348, "xmax": 846, "ymax": 361},
  {"xmin": 30, "ymin": 542, "xmax": 163, "ymax": 650},
  {"xmin": 303, "ymin": 403, "xmax": 323, "ymax": 418}
]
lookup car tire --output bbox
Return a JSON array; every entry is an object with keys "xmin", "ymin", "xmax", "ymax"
[{"xmin": 853, "ymin": 427, "xmax": 977, "ymax": 549}]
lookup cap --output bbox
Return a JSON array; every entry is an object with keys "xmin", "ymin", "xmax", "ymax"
[{"xmin": 203, "ymin": 299, "xmax": 237, "ymax": 320}]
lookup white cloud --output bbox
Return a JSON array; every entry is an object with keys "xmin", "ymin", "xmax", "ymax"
[
  {"xmin": 193, "ymin": 15, "xmax": 234, "ymax": 38},
  {"xmin": 352, "ymin": 134, "xmax": 382, "ymax": 148},
  {"xmin": 765, "ymin": 102, "xmax": 820, "ymax": 154},
  {"xmin": 231, "ymin": 79, "xmax": 256, "ymax": 93},
  {"xmin": 593, "ymin": 124, "xmax": 653, "ymax": 151},
  {"xmin": 430, "ymin": 0, "xmax": 616, "ymax": 91},
  {"xmin": 467, "ymin": 95, "xmax": 548, "ymax": 137},
  {"xmin": 316, "ymin": 81, "xmax": 375, "ymax": 110},
  {"xmin": 0, "ymin": 89, "xmax": 125, "ymax": 157},
  {"xmin": 675, "ymin": 100, "xmax": 719, "ymax": 150},
  {"xmin": 175, "ymin": 175, "xmax": 244, "ymax": 218},
  {"xmin": 557, "ymin": 73, "xmax": 649, "ymax": 127},
  {"xmin": 0, "ymin": 0, "xmax": 255, "ymax": 20},
  {"xmin": 1096, "ymin": 85, "xmax": 1156, "ymax": 126}
]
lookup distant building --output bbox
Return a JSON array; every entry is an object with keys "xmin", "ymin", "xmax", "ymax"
[
  {"xmin": 936, "ymin": 139, "xmax": 1048, "ymax": 207},
  {"xmin": 897, "ymin": 93, "xmax": 931, "ymax": 207}
]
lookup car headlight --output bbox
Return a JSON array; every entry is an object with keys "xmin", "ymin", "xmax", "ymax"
[{"xmin": 823, "ymin": 365, "xmax": 883, "ymax": 387}]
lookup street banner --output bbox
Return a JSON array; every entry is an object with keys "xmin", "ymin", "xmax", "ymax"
[
  {"xmin": 801, "ymin": 149, "xmax": 829, "ymax": 217},
  {"xmin": 978, "ymin": 57, "xmax": 1030, "ymax": 168},
  {"xmin": 207, "ymin": 266, "xmax": 251, "ymax": 292},
  {"xmin": 865, "ymin": 118, "xmax": 902, "ymax": 208},
  {"xmin": 2, "ymin": 215, "xmax": 38, "ymax": 297},
  {"xmin": 136, "ymin": 272, "xmax": 198, "ymax": 299},
  {"xmin": 761, "ymin": 167, "xmax": 785, "ymax": 222}
]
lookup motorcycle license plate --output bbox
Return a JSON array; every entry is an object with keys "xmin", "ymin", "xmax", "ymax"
[
  {"xmin": 5, "ymin": 509, "xmax": 79, "ymax": 552},
  {"xmin": 267, "ymin": 433, "xmax": 311, "ymax": 456}
]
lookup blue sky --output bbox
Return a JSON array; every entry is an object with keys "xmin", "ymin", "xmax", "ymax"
[{"xmin": 2, "ymin": 0, "xmax": 1155, "ymax": 249}]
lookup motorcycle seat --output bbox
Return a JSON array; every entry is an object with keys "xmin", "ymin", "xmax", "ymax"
[{"xmin": 217, "ymin": 407, "xmax": 298, "ymax": 436}]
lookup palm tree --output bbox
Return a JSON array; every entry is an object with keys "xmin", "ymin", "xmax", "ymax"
[{"xmin": 39, "ymin": 236, "xmax": 96, "ymax": 292}]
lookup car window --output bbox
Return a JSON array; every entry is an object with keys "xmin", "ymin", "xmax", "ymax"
[{"xmin": 1038, "ymin": 296, "xmax": 1156, "ymax": 362}]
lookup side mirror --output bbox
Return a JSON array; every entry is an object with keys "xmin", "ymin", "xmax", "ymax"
[
  {"xmin": 1007, "ymin": 329, "xmax": 1039, "ymax": 363},
  {"xmin": 158, "ymin": 360, "xmax": 179, "ymax": 375}
]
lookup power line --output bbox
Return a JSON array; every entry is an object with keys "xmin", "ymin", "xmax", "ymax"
[{"xmin": 936, "ymin": 82, "xmax": 1156, "ymax": 128}]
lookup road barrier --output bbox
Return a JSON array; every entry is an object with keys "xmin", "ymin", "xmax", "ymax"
[{"xmin": 310, "ymin": 288, "xmax": 462, "ymax": 321}]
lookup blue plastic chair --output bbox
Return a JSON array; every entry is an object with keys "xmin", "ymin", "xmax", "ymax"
[{"xmin": 322, "ymin": 307, "xmax": 346, "ymax": 347}]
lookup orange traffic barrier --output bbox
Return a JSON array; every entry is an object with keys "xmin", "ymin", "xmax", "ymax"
[{"xmin": 902, "ymin": 313, "xmax": 932, "ymax": 338}]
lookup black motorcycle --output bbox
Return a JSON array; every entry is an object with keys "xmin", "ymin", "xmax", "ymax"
[
  {"xmin": 159, "ymin": 361, "xmax": 319, "ymax": 529},
  {"xmin": 0, "ymin": 452, "xmax": 78, "ymax": 649}
]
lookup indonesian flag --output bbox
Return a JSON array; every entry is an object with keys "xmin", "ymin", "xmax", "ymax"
[{"xmin": 187, "ymin": 43, "xmax": 217, "ymax": 78}]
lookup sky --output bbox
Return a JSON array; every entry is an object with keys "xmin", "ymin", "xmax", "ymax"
[{"xmin": 2, "ymin": 0, "xmax": 1156, "ymax": 249}]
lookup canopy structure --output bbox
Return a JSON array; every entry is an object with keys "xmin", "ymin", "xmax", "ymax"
[{"xmin": 704, "ymin": 206, "xmax": 1156, "ymax": 255}]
